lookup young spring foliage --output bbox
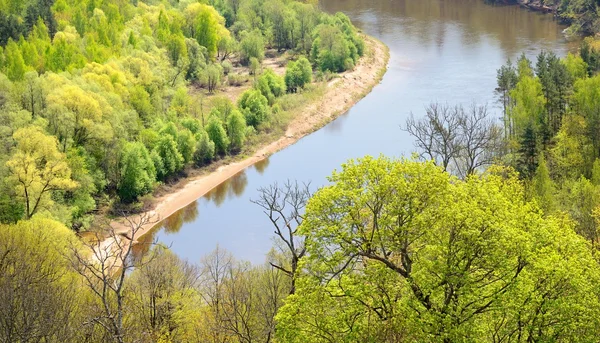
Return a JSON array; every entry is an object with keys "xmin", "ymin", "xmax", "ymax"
[{"xmin": 276, "ymin": 156, "xmax": 600, "ymax": 342}]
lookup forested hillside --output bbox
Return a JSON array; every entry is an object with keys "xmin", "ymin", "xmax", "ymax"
[{"xmin": 0, "ymin": 0, "xmax": 364, "ymax": 228}]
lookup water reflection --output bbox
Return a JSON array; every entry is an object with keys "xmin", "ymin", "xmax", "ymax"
[
  {"xmin": 253, "ymin": 157, "xmax": 270, "ymax": 174},
  {"xmin": 321, "ymin": 0, "xmax": 576, "ymax": 58},
  {"xmin": 204, "ymin": 169, "xmax": 249, "ymax": 206}
]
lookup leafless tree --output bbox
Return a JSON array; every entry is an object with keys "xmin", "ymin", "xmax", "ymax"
[
  {"xmin": 71, "ymin": 213, "xmax": 158, "ymax": 343},
  {"xmin": 252, "ymin": 180, "xmax": 311, "ymax": 294},
  {"xmin": 457, "ymin": 104, "xmax": 504, "ymax": 177},
  {"xmin": 405, "ymin": 103, "xmax": 462, "ymax": 171},
  {"xmin": 404, "ymin": 102, "xmax": 504, "ymax": 178}
]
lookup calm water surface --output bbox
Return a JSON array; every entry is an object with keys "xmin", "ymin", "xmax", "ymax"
[{"xmin": 142, "ymin": 0, "xmax": 575, "ymax": 263}]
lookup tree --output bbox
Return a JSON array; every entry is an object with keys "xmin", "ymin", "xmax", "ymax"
[
  {"xmin": 0, "ymin": 217, "xmax": 83, "ymax": 342},
  {"xmin": 177, "ymin": 128, "xmax": 197, "ymax": 164},
  {"xmin": 226, "ymin": 109, "xmax": 247, "ymax": 153},
  {"xmin": 4, "ymin": 38, "xmax": 26, "ymax": 81},
  {"xmin": 125, "ymin": 247, "xmax": 202, "ymax": 342},
  {"xmin": 252, "ymin": 180, "xmax": 311, "ymax": 294},
  {"xmin": 118, "ymin": 142, "xmax": 155, "ymax": 203},
  {"xmin": 257, "ymin": 68, "xmax": 285, "ymax": 104},
  {"xmin": 71, "ymin": 213, "xmax": 158, "ymax": 343},
  {"xmin": 532, "ymin": 154, "xmax": 554, "ymax": 212},
  {"xmin": 404, "ymin": 103, "xmax": 502, "ymax": 178},
  {"xmin": 194, "ymin": 129, "xmax": 216, "ymax": 166},
  {"xmin": 5, "ymin": 126, "xmax": 77, "ymax": 219},
  {"xmin": 184, "ymin": 3, "xmax": 227, "ymax": 59},
  {"xmin": 205, "ymin": 63, "xmax": 223, "ymax": 93},
  {"xmin": 285, "ymin": 57, "xmax": 312, "ymax": 93},
  {"xmin": 206, "ymin": 116, "xmax": 230, "ymax": 156},
  {"xmin": 239, "ymin": 29, "xmax": 265, "ymax": 65},
  {"xmin": 153, "ymin": 135, "xmax": 184, "ymax": 180},
  {"xmin": 185, "ymin": 38, "xmax": 209, "ymax": 82},
  {"xmin": 238, "ymin": 89, "xmax": 269, "ymax": 128},
  {"xmin": 496, "ymin": 59, "xmax": 518, "ymax": 137},
  {"xmin": 276, "ymin": 156, "xmax": 600, "ymax": 342}
]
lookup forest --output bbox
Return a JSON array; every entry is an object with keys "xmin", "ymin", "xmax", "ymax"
[
  {"xmin": 0, "ymin": 0, "xmax": 364, "ymax": 227},
  {"xmin": 5, "ymin": 0, "xmax": 600, "ymax": 342}
]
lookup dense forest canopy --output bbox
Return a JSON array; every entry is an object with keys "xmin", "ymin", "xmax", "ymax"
[{"xmin": 0, "ymin": 0, "xmax": 364, "ymax": 228}]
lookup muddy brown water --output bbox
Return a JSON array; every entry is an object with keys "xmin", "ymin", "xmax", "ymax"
[{"xmin": 142, "ymin": 0, "xmax": 576, "ymax": 264}]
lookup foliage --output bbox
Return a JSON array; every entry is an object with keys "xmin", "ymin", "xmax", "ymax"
[
  {"xmin": 285, "ymin": 56, "xmax": 312, "ymax": 93},
  {"xmin": 206, "ymin": 115, "xmax": 230, "ymax": 156},
  {"xmin": 256, "ymin": 68, "xmax": 285, "ymax": 104},
  {"xmin": 276, "ymin": 156, "xmax": 600, "ymax": 342},
  {"xmin": 5, "ymin": 126, "xmax": 77, "ymax": 219},
  {"xmin": 238, "ymin": 88, "xmax": 270, "ymax": 128},
  {"xmin": 226, "ymin": 109, "xmax": 247, "ymax": 152},
  {"xmin": 118, "ymin": 142, "xmax": 155, "ymax": 203}
]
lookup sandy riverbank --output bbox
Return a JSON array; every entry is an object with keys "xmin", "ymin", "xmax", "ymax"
[{"xmin": 106, "ymin": 34, "xmax": 389, "ymax": 245}]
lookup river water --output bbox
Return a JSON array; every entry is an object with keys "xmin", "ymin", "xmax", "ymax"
[{"xmin": 140, "ymin": 0, "xmax": 575, "ymax": 264}]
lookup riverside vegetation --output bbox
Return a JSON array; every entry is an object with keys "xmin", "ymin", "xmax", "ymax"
[{"xmin": 5, "ymin": 1, "xmax": 600, "ymax": 343}]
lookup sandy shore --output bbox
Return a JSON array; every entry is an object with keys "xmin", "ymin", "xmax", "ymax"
[{"xmin": 105, "ymin": 34, "xmax": 389, "ymax": 247}]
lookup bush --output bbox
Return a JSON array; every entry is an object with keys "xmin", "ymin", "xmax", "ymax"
[
  {"xmin": 227, "ymin": 73, "xmax": 249, "ymax": 87},
  {"xmin": 221, "ymin": 60, "xmax": 233, "ymax": 75}
]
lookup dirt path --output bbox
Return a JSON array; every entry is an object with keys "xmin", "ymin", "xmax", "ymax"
[{"xmin": 107, "ymin": 34, "xmax": 389, "ymax": 244}]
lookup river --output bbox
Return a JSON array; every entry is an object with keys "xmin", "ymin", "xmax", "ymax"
[{"xmin": 138, "ymin": 0, "xmax": 576, "ymax": 264}]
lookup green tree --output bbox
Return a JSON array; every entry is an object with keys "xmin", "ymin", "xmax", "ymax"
[
  {"xmin": 276, "ymin": 156, "xmax": 600, "ymax": 342},
  {"xmin": 238, "ymin": 89, "xmax": 269, "ymax": 128},
  {"xmin": 496, "ymin": 59, "xmax": 518, "ymax": 137},
  {"xmin": 206, "ymin": 116, "xmax": 229, "ymax": 156},
  {"xmin": 226, "ymin": 109, "xmax": 246, "ymax": 153},
  {"xmin": 177, "ymin": 128, "xmax": 197, "ymax": 164},
  {"xmin": 194, "ymin": 128, "xmax": 215, "ymax": 166},
  {"xmin": 5, "ymin": 126, "xmax": 77, "ymax": 219},
  {"xmin": 0, "ymin": 217, "xmax": 84, "ymax": 342},
  {"xmin": 532, "ymin": 154, "xmax": 554, "ymax": 212},
  {"xmin": 154, "ymin": 135, "xmax": 184, "ymax": 180},
  {"xmin": 184, "ymin": 3, "xmax": 227, "ymax": 59},
  {"xmin": 256, "ymin": 68, "xmax": 285, "ymax": 104},
  {"xmin": 285, "ymin": 57, "xmax": 312, "ymax": 93},
  {"xmin": 118, "ymin": 142, "xmax": 156, "ymax": 203},
  {"xmin": 4, "ymin": 38, "xmax": 26, "ymax": 81},
  {"xmin": 239, "ymin": 29, "xmax": 265, "ymax": 65}
]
